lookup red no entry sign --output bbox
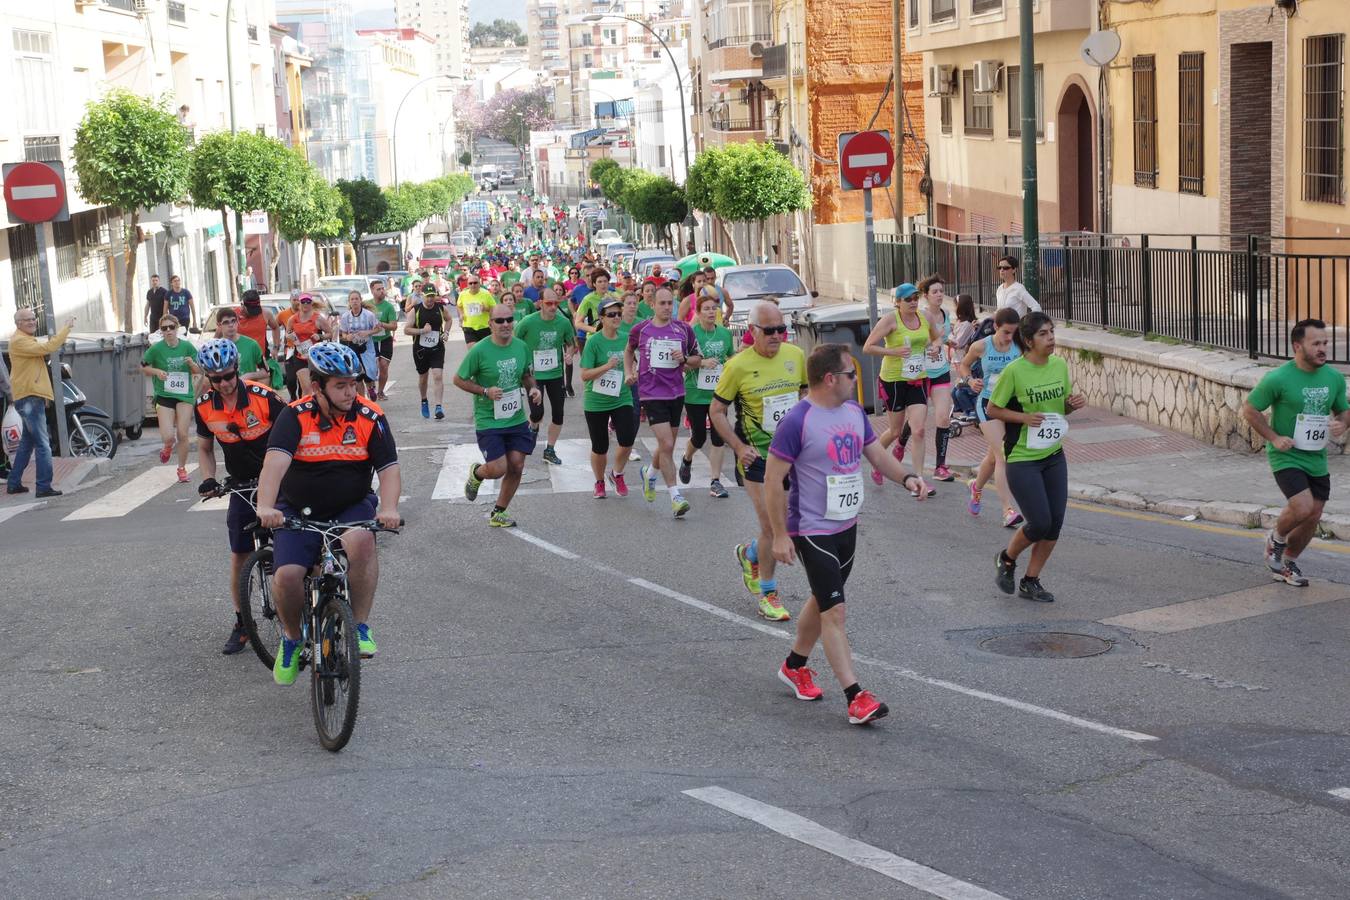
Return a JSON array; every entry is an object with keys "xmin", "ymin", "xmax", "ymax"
[
  {"xmin": 837, "ymin": 130, "xmax": 894, "ymax": 192},
  {"xmin": 3, "ymin": 161, "xmax": 69, "ymax": 224}
]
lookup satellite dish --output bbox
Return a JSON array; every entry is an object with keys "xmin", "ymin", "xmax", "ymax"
[{"xmin": 1080, "ymin": 30, "xmax": 1121, "ymax": 67}]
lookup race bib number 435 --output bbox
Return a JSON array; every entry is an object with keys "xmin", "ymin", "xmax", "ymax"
[{"xmin": 1027, "ymin": 413, "xmax": 1068, "ymax": 450}]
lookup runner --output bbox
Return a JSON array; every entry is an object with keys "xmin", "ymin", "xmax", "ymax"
[
  {"xmin": 574, "ymin": 268, "xmax": 617, "ymax": 337},
  {"xmin": 767, "ymin": 343, "xmax": 923, "ymax": 725},
  {"xmin": 255, "ymin": 342, "xmax": 402, "ymax": 684},
  {"xmin": 625, "ymin": 286, "xmax": 701, "ymax": 517},
  {"xmin": 1242, "ymin": 318, "xmax": 1350, "ymax": 587},
  {"xmin": 957, "ymin": 307, "xmax": 1025, "ymax": 527},
  {"xmin": 916, "ymin": 275, "xmax": 957, "ymax": 481},
  {"xmin": 862, "ymin": 283, "xmax": 938, "ymax": 496},
  {"xmin": 371, "ymin": 279, "xmax": 400, "ymax": 401},
  {"xmin": 405, "ymin": 286, "xmax": 449, "ymax": 419},
  {"xmin": 284, "ymin": 293, "xmax": 334, "ymax": 399},
  {"xmin": 678, "ymin": 291, "xmax": 734, "ymax": 498},
  {"xmin": 516, "ymin": 287, "xmax": 577, "ymax": 465},
  {"xmin": 236, "ymin": 290, "xmax": 280, "ymax": 359},
  {"xmin": 193, "ymin": 339, "xmax": 286, "ymax": 655},
  {"xmin": 453, "ymin": 304, "xmax": 543, "ymax": 527},
  {"xmin": 214, "ymin": 307, "xmax": 269, "ymax": 383},
  {"xmin": 710, "ymin": 302, "xmax": 808, "ymax": 621},
  {"xmin": 338, "ymin": 290, "xmax": 379, "ymax": 397},
  {"xmin": 457, "ymin": 275, "xmax": 494, "ymax": 346},
  {"xmin": 581, "ymin": 297, "xmax": 637, "ymax": 499},
  {"xmin": 987, "ymin": 312, "xmax": 1086, "ymax": 603},
  {"xmin": 141, "ymin": 315, "xmax": 202, "ymax": 483}
]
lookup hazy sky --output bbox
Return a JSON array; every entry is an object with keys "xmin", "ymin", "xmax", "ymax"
[{"xmin": 349, "ymin": 0, "xmax": 527, "ymax": 27}]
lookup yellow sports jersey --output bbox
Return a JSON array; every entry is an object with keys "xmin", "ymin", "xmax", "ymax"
[
  {"xmin": 457, "ymin": 289, "xmax": 494, "ymax": 330},
  {"xmin": 713, "ymin": 342, "xmax": 808, "ymax": 452}
]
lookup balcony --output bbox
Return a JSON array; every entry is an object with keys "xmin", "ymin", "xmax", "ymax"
[
  {"xmin": 703, "ymin": 35, "xmax": 769, "ymax": 83},
  {"xmin": 705, "ymin": 118, "xmax": 765, "ymax": 147},
  {"xmin": 761, "ymin": 42, "xmax": 786, "ymax": 80}
]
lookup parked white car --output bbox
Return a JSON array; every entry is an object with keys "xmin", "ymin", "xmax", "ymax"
[
  {"xmin": 716, "ymin": 264, "xmax": 818, "ymax": 329},
  {"xmin": 592, "ymin": 228, "xmax": 622, "ymax": 252}
]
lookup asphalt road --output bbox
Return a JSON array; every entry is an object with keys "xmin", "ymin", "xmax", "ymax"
[{"xmin": 4, "ymin": 338, "xmax": 1350, "ymax": 899}]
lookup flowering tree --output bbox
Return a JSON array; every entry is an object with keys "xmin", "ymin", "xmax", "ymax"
[{"xmin": 486, "ymin": 86, "xmax": 554, "ymax": 148}]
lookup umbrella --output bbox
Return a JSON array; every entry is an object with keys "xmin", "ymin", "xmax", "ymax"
[{"xmin": 674, "ymin": 252, "xmax": 737, "ymax": 278}]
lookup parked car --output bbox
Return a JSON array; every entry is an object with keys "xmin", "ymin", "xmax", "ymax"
[
  {"xmin": 315, "ymin": 275, "xmax": 376, "ymax": 305},
  {"xmin": 498, "ymin": 169, "xmax": 517, "ymax": 187},
  {"xmin": 633, "ymin": 250, "xmax": 677, "ymax": 281},
  {"xmin": 592, "ymin": 228, "xmax": 622, "ymax": 252},
  {"xmin": 715, "ymin": 263, "xmax": 818, "ymax": 330},
  {"xmin": 606, "ymin": 242, "xmax": 636, "ymax": 265},
  {"xmin": 448, "ymin": 232, "xmax": 476, "ymax": 255},
  {"xmin": 200, "ymin": 299, "xmax": 291, "ymax": 339},
  {"xmin": 416, "ymin": 244, "xmax": 457, "ymax": 270}
]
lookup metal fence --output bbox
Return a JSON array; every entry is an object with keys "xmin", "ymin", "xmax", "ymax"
[{"xmin": 874, "ymin": 229, "xmax": 1350, "ymax": 362}]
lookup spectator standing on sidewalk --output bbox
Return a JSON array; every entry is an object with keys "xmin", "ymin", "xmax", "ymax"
[
  {"xmin": 0, "ymin": 351, "xmax": 11, "ymax": 479},
  {"xmin": 145, "ymin": 275, "xmax": 169, "ymax": 331},
  {"xmin": 166, "ymin": 275, "xmax": 197, "ymax": 332},
  {"xmin": 5, "ymin": 308, "xmax": 75, "ymax": 497},
  {"xmin": 994, "ymin": 256, "xmax": 1041, "ymax": 317}
]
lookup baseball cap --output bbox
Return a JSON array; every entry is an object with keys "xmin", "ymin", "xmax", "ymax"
[{"xmin": 894, "ymin": 282, "xmax": 919, "ymax": 300}]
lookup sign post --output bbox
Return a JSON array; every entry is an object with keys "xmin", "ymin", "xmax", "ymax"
[
  {"xmin": 4, "ymin": 160, "xmax": 71, "ymax": 455},
  {"xmin": 837, "ymin": 131, "xmax": 895, "ymax": 407}
]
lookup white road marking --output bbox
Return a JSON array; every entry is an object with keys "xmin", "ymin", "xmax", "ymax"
[
  {"xmin": 0, "ymin": 501, "xmax": 43, "ymax": 525},
  {"xmin": 1328, "ymin": 788, "xmax": 1350, "ymax": 801},
  {"xmin": 684, "ymin": 786, "xmax": 1009, "ymax": 900},
  {"xmin": 63, "ymin": 464, "xmax": 197, "ymax": 520},
  {"xmin": 383, "ymin": 379, "xmax": 397, "ymax": 395},
  {"xmin": 508, "ymin": 530, "xmax": 1158, "ymax": 743},
  {"xmin": 430, "ymin": 442, "xmax": 499, "ymax": 500},
  {"xmin": 190, "ymin": 495, "xmax": 230, "ymax": 512},
  {"xmin": 1101, "ymin": 581, "xmax": 1350, "ymax": 634}
]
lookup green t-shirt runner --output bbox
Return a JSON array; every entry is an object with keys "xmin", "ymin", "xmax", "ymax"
[
  {"xmin": 231, "ymin": 335, "xmax": 265, "ymax": 379},
  {"xmin": 580, "ymin": 331, "xmax": 632, "ymax": 412},
  {"xmin": 456, "ymin": 337, "xmax": 533, "ymax": 431},
  {"xmin": 1248, "ymin": 360, "xmax": 1349, "ymax": 477},
  {"xmin": 512, "ymin": 298, "xmax": 535, "ymax": 323},
  {"xmin": 575, "ymin": 290, "xmax": 617, "ymax": 330},
  {"xmin": 372, "ymin": 299, "xmax": 399, "ymax": 345},
  {"xmin": 515, "ymin": 311, "xmax": 574, "ymax": 382},
  {"xmin": 636, "ymin": 301, "xmax": 654, "ymax": 321},
  {"xmin": 142, "ymin": 339, "xmax": 200, "ymax": 402},
  {"xmin": 989, "ymin": 355, "xmax": 1073, "ymax": 463},
  {"xmin": 684, "ymin": 322, "xmax": 734, "ymax": 406}
]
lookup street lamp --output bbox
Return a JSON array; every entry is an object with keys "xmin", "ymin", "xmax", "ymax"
[{"xmin": 392, "ymin": 74, "xmax": 463, "ymax": 187}]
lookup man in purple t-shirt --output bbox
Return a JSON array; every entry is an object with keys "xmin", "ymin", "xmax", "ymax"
[
  {"xmin": 764, "ymin": 343, "xmax": 921, "ymax": 727},
  {"xmin": 625, "ymin": 286, "xmax": 701, "ymax": 516}
]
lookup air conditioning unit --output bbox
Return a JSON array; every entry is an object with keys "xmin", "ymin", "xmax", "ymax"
[
  {"xmin": 927, "ymin": 64, "xmax": 957, "ymax": 97},
  {"xmin": 748, "ymin": 41, "xmax": 765, "ymax": 58},
  {"xmin": 973, "ymin": 59, "xmax": 1002, "ymax": 94},
  {"xmin": 133, "ymin": 0, "xmax": 150, "ymax": 14}
]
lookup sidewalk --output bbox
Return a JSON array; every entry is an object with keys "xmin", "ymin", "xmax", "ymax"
[
  {"xmin": 0, "ymin": 454, "xmax": 108, "ymax": 502},
  {"xmin": 894, "ymin": 405, "xmax": 1350, "ymax": 540}
]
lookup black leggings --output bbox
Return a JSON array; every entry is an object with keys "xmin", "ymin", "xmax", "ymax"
[
  {"xmin": 585, "ymin": 408, "xmax": 638, "ymax": 455},
  {"xmin": 528, "ymin": 377, "xmax": 566, "ymax": 426},
  {"xmin": 684, "ymin": 403, "xmax": 724, "ymax": 450},
  {"xmin": 1005, "ymin": 451, "xmax": 1069, "ymax": 543}
]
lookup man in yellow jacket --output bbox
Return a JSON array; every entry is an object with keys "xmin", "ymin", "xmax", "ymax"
[{"xmin": 6, "ymin": 308, "xmax": 74, "ymax": 497}]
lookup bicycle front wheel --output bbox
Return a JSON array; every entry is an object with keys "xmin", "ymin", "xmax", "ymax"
[
  {"xmin": 311, "ymin": 595, "xmax": 361, "ymax": 752},
  {"xmin": 238, "ymin": 546, "xmax": 280, "ymax": 670}
]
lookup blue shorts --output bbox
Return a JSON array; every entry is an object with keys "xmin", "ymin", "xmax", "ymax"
[
  {"xmin": 976, "ymin": 397, "xmax": 993, "ymax": 424},
  {"xmin": 476, "ymin": 422, "xmax": 537, "ymax": 462},
  {"xmin": 272, "ymin": 493, "xmax": 378, "ymax": 570},
  {"xmin": 227, "ymin": 490, "xmax": 258, "ymax": 554}
]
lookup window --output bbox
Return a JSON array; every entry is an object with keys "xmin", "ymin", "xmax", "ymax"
[
  {"xmin": 931, "ymin": 0, "xmax": 955, "ymax": 22},
  {"xmin": 1132, "ymin": 55, "xmax": 1157, "ymax": 188},
  {"xmin": 940, "ymin": 95, "xmax": 952, "ymax": 134},
  {"xmin": 1179, "ymin": 51, "xmax": 1204, "ymax": 195},
  {"xmin": 962, "ymin": 70, "xmax": 993, "ymax": 135},
  {"xmin": 908, "ymin": 0, "xmax": 918, "ymax": 28},
  {"xmin": 1303, "ymin": 34, "xmax": 1345, "ymax": 204},
  {"xmin": 972, "ymin": 0, "xmax": 1001, "ymax": 13},
  {"xmin": 1006, "ymin": 64, "xmax": 1043, "ymax": 138},
  {"xmin": 12, "ymin": 30, "xmax": 57, "ymax": 135}
]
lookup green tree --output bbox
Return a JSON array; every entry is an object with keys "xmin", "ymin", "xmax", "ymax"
[
  {"xmin": 625, "ymin": 176, "xmax": 688, "ymax": 250},
  {"xmin": 335, "ymin": 178, "xmax": 387, "ymax": 243},
  {"xmin": 458, "ymin": 150, "xmax": 472, "ymax": 167},
  {"xmin": 691, "ymin": 143, "xmax": 808, "ymax": 261},
  {"xmin": 278, "ymin": 168, "xmax": 346, "ymax": 283},
  {"xmin": 589, "ymin": 157, "xmax": 619, "ymax": 191},
  {"xmin": 71, "ymin": 89, "xmax": 191, "ymax": 329},
  {"xmin": 470, "ymin": 19, "xmax": 527, "ymax": 48},
  {"xmin": 684, "ymin": 147, "xmax": 724, "ymax": 217}
]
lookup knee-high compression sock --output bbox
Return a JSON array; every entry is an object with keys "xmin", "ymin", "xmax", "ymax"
[
  {"xmin": 935, "ymin": 426, "xmax": 951, "ymax": 466},
  {"xmin": 898, "ymin": 423, "xmax": 912, "ymax": 447}
]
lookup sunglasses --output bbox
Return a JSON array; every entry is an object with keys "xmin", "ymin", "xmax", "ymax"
[
  {"xmin": 207, "ymin": 371, "xmax": 238, "ymax": 384},
  {"xmin": 602, "ymin": 310, "xmax": 622, "ymax": 318},
  {"xmin": 160, "ymin": 326, "xmax": 178, "ymax": 332},
  {"xmin": 753, "ymin": 324, "xmax": 789, "ymax": 335},
  {"xmin": 832, "ymin": 369, "xmax": 858, "ymax": 380},
  {"xmin": 300, "ymin": 299, "xmax": 314, "ymax": 304},
  {"xmin": 491, "ymin": 316, "xmax": 514, "ymax": 324},
  {"xmin": 997, "ymin": 265, "xmax": 1013, "ymax": 271}
]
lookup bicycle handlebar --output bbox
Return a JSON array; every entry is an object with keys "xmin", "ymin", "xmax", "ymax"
[{"xmin": 248, "ymin": 517, "xmax": 404, "ymax": 536}]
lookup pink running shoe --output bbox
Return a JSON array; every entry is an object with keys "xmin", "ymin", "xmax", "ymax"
[
  {"xmin": 871, "ymin": 467, "xmax": 884, "ymax": 486},
  {"xmin": 934, "ymin": 464, "xmax": 954, "ymax": 482},
  {"xmin": 593, "ymin": 480, "xmax": 606, "ymax": 499},
  {"xmin": 967, "ymin": 479, "xmax": 982, "ymax": 516},
  {"xmin": 608, "ymin": 471, "xmax": 629, "ymax": 497}
]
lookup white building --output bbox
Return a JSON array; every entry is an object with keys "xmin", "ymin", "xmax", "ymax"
[
  {"xmin": 1, "ymin": 0, "xmax": 280, "ymax": 332},
  {"xmin": 394, "ymin": 0, "xmax": 471, "ymax": 82},
  {"xmin": 355, "ymin": 28, "xmax": 447, "ymax": 187}
]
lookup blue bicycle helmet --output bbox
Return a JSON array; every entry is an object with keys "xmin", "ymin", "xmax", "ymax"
[
  {"xmin": 307, "ymin": 341, "xmax": 362, "ymax": 379},
  {"xmin": 197, "ymin": 338, "xmax": 240, "ymax": 373}
]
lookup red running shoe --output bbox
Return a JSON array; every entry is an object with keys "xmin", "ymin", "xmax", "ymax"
[
  {"xmin": 847, "ymin": 690, "xmax": 889, "ymax": 725},
  {"xmin": 778, "ymin": 662, "xmax": 823, "ymax": 701},
  {"xmin": 608, "ymin": 471, "xmax": 629, "ymax": 497},
  {"xmin": 892, "ymin": 440, "xmax": 905, "ymax": 463}
]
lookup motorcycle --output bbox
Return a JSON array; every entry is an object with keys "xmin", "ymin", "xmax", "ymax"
[{"xmin": 57, "ymin": 363, "xmax": 118, "ymax": 459}]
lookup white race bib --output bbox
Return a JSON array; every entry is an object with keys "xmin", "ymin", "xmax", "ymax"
[
  {"xmin": 1027, "ymin": 413, "xmax": 1069, "ymax": 450},
  {"xmin": 985, "ymin": 373, "xmax": 1000, "ymax": 395},
  {"xmin": 697, "ymin": 364, "xmax": 723, "ymax": 392},
  {"xmin": 419, "ymin": 331, "xmax": 441, "ymax": 348},
  {"xmin": 493, "ymin": 388, "xmax": 523, "ymax": 420},
  {"xmin": 296, "ymin": 339, "xmax": 312, "ymax": 355},
  {"xmin": 902, "ymin": 354, "xmax": 926, "ymax": 380},
  {"xmin": 1294, "ymin": 413, "xmax": 1331, "ymax": 451},
  {"xmin": 650, "ymin": 338, "xmax": 681, "ymax": 369},
  {"xmin": 164, "ymin": 371, "xmax": 190, "ymax": 395},
  {"xmin": 595, "ymin": 367, "xmax": 623, "ymax": 397},
  {"xmin": 533, "ymin": 347, "xmax": 559, "ymax": 372},
  {"xmin": 761, "ymin": 392, "xmax": 796, "ymax": 435},
  {"xmin": 825, "ymin": 472, "xmax": 865, "ymax": 521},
  {"xmin": 466, "ymin": 302, "xmax": 483, "ymax": 318}
]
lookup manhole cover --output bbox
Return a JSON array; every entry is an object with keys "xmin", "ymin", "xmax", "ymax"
[{"xmin": 979, "ymin": 632, "xmax": 1114, "ymax": 659}]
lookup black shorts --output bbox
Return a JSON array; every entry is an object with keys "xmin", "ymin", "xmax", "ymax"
[
  {"xmin": 1273, "ymin": 467, "xmax": 1332, "ymax": 503},
  {"xmin": 273, "ymin": 494, "xmax": 377, "ymax": 570},
  {"xmin": 739, "ymin": 453, "xmax": 790, "ymax": 489},
  {"xmin": 463, "ymin": 326, "xmax": 490, "ymax": 343},
  {"xmin": 476, "ymin": 422, "xmax": 537, "ymax": 462},
  {"xmin": 412, "ymin": 344, "xmax": 446, "ymax": 374},
  {"xmin": 642, "ymin": 397, "xmax": 684, "ymax": 427},
  {"xmin": 226, "ymin": 491, "xmax": 257, "ymax": 554},
  {"xmin": 155, "ymin": 396, "xmax": 187, "ymax": 410},
  {"xmin": 529, "ymin": 377, "xmax": 566, "ymax": 426},
  {"xmin": 792, "ymin": 525, "xmax": 857, "ymax": 613},
  {"xmin": 684, "ymin": 402, "xmax": 724, "ymax": 449},
  {"xmin": 928, "ymin": 370, "xmax": 952, "ymax": 389},
  {"xmin": 878, "ymin": 378, "xmax": 928, "ymax": 412},
  {"xmin": 285, "ymin": 355, "xmax": 307, "ymax": 379},
  {"xmin": 585, "ymin": 408, "xmax": 638, "ymax": 455},
  {"xmin": 375, "ymin": 339, "xmax": 394, "ymax": 360}
]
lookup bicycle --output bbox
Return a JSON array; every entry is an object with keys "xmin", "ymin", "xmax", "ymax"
[
  {"xmin": 204, "ymin": 479, "xmax": 281, "ymax": 671},
  {"xmin": 266, "ymin": 514, "xmax": 400, "ymax": 752}
]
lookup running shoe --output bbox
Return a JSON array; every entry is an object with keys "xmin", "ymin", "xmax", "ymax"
[
  {"xmin": 672, "ymin": 496, "xmax": 690, "ymax": 518},
  {"xmin": 593, "ymin": 480, "xmax": 606, "ymax": 499},
  {"xmin": 542, "ymin": 446, "xmax": 563, "ymax": 465},
  {"xmin": 273, "ymin": 637, "xmax": 302, "ymax": 686},
  {"xmin": 909, "ymin": 478, "xmax": 935, "ymax": 499},
  {"xmin": 221, "ymin": 621, "xmax": 249, "ymax": 655},
  {"xmin": 608, "ymin": 471, "xmax": 629, "ymax": 497},
  {"xmin": 421, "ymin": 399, "xmax": 430, "ymax": 419},
  {"xmin": 639, "ymin": 464, "xmax": 657, "ymax": 502},
  {"xmin": 758, "ymin": 591, "xmax": 790, "ymax": 622},
  {"xmin": 1003, "ymin": 509, "xmax": 1024, "ymax": 528},
  {"xmin": 176, "ymin": 466, "xmax": 189, "ymax": 484},
  {"xmin": 778, "ymin": 662, "xmax": 823, "ymax": 700},
  {"xmin": 1264, "ymin": 531, "xmax": 1287, "ymax": 574},
  {"xmin": 967, "ymin": 479, "xmax": 983, "ymax": 516},
  {"xmin": 734, "ymin": 543, "xmax": 761, "ymax": 596},
  {"xmin": 1274, "ymin": 559, "xmax": 1309, "ymax": 587},
  {"xmin": 847, "ymin": 690, "xmax": 889, "ymax": 725},
  {"xmin": 995, "ymin": 550, "xmax": 1016, "ymax": 595},
  {"xmin": 434, "ymin": 405, "xmax": 445, "ymax": 420},
  {"xmin": 566, "ymin": 385, "xmax": 575, "ymax": 398},
  {"xmin": 678, "ymin": 456, "xmax": 692, "ymax": 484},
  {"xmin": 630, "ymin": 447, "xmax": 642, "ymax": 462},
  {"xmin": 871, "ymin": 466, "xmax": 884, "ymax": 487},
  {"xmin": 892, "ymin": 440, "xmax": 905, "ymax": 463},
  {"xmin": 356, "ymin": 623, "xmax": 377, "ymax": 658},
  {"xmin": 1017, "ymin": 577, "xmax": 1055, "ymax": 603},
  {"xmin": 934, "ymin": 464, "xmax": 954, "ymax": 482},
  {"xmin": 158, "ymin": 444, "xmax": 173, "ymax": 464},
  {"xmin": 709, "ymin": 479, "xmax": 729, "ymax": 499},
  {"xmin": 464, "ymin": 464, "xmax": 483, "ymax": 502},
  {"xmin": 489, "ymin": 509, "xmax": 517, "ymax": 528}
]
